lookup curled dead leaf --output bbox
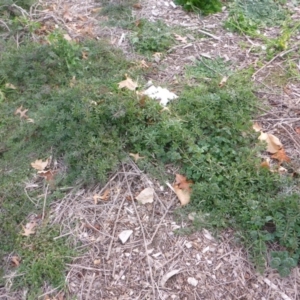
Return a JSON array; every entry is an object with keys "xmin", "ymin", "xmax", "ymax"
[
  {"xmin": 38, "ymin": 169, "xmax": 57, "ymax": 181},
  {"xmin": 173, "ymin": 185, "xmax": 191, "ymax": 206},
  {"xmin": 174, "ymin": 33, "xmax": 187, "ymax": 43},
  {"xmin": 258, "ymin": 132, "xmax": 282, "ymax": 154},
  {"xmin": 11, "ymin": 256, "xmax": 20, "ymax": 267},
  {"xmin": 271, "ymin": 149, "xmax": 291, "ymax": 163},
  {"xmin": 219, "ymin": 76, "xmax": 228, "ymax": 87}
]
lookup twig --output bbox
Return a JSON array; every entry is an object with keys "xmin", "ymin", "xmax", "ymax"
[
  {"xmin": 252, "ymin": 44, "xmax": 300, "ymax": 79},
  {"xmin": 106, "ymin": 196, "xmax": 126, "ymax": 260},
  {"xmin": 42, "ymin": 184, "xmax": 49, "ymax": 220},
  {"xmin": 278, "ymin": 124, "xmax": 300, "ymax": 150},
  {"xmin": 198, "ymin": 29, "xmax": 221, "ymax": 41},
  {"xmin": 86, "ymin": 272, "xmax": 96, "ymax": 300},
  {"xmin": 37, "ymin": 287, "xmax": 60, "ymax": 298},
  {"xmin": 122, "ymin": 164, "xmax": 156, "ymax": 300},
  {"xmin": 264, "ymin": 278, "xmax": 292, "ymax": 300}
]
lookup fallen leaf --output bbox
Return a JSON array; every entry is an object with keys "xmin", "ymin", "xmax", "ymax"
[
  {"xmin": 63, "ymin": 11, "xmax": 73, "ymax": 22},
  {"xmin": 5, "ymin": 83, "xmax": 16, "ymax": 89},
  {"xmin": 14, "ymin": 106, "xmax": 28, "ymax": 119},
  {"xmin": 91, "ymin": 7, "xmax": 102, "ymax": 13},
  {"xmin": 295, "ymin": 127, "xmax": 300, "ymax": 134},
  {"xmin": 139, "ymin": 60, "xmax": 149, "ymax": 68},
  {"xmin": 118, "ymin": 74, "xmax": 138, "ymax": 91},
  {"xmin": 173, "ymin": 184, "xmax": 191, "ymax": 206},
  {"xmin": 175, "ymin": 174, "xmax": 193, "ymax": 191},
  {"xmin": 129, "ymin": 153, "xmax": 144, "ymax": 162},
  {"xmin": 93, "ymin": 259, "xmax": 101, "ymax": 265},
  {"xmin": 38, "ymin": 169, "xmax": 57, "ymax": 181},
  {"xmin": 21, "ymin": 221, "xmax": 37, "ymax": 236},
  {"xmin": 27, "ymin": 118, "xmax": 35, "ymax": 123},
  {"xmin": 82, "ymin": 51, "xmax": 88, "ymax": 60},
  {"xmin": 93, "ymin": 189, "xmax": 110, "ymax": 204},
  {"xmin": 118, "ymin": 230, "xmax": 133, "ymax": 244},
  {"xmin": 271, "ymin": 149, "xmax": 291, "ymax": 163},
  {"xmin": 136, "ymin": 187, "xmax": 154, "ymax": 204},
  {"xmin": 258, "ymin": 132, "xmax": 282, "ymax": 154},
  {"xmin": 219, "ymin": 76, "xmax": 228, "ymax": 87},
  {"xmin": 260, "ymin": 159, "xmax": 270, "ymax": 169},
  {"xmin": 253, "ymin": 122, "xmax": 262, "ymax": 132},
  {"xmin": 11, "ymin": 256, "xmax": 20, "ymax": 267},
  {"xmin": 133, "ymin": 3, "xmax": 142, "ymax": 9},
  {"xmin": 31, "ymin": 158, "xmax": 49, "ymax": 171},
  {"xmin": 153, "ymin": 52, "xmax": 162, "ymax": 62},
  {"xmin": 160, "ymin": 269, "xmax": 181, "ymax": 287},
  {"xmin": 174, "ymin": 33, "xmax": 187, "ymax": 43}
]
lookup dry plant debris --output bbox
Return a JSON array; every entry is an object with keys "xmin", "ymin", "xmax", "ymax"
[{"xmin": 43, "ymin": 162, "xmax": 299, "ymax": 299}]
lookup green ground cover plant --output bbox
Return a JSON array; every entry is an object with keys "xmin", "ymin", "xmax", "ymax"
[
  {"xmin": 175, "ymin": 0, "xmax": 222, "ymax": 15},
  {"xmin": 1, "ymin": 2, "xmax": 300, "ymax": 296}
]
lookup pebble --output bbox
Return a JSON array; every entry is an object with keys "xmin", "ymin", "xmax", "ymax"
[
  {"xmin": 118, "ymin": 230, "xmax": 133, "ymax": 244},
  {"xmin": 187, "ymin": 277, "xmax": 198, "ymax": 287}
]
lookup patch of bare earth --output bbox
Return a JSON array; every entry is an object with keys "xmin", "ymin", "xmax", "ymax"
[{"xmin": 1, "ymin": 0, "xmax": 300, "ymax": 299}]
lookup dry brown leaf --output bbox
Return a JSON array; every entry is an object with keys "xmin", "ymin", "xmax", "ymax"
[
  {"xmin": 22, "ymin": 221, "xmax": 37, "ymax": 236},
  {"xmin": 38, "ymin": 170, "xmax": 57, "ymax": 181},
  {"xmin": 63, "ymin": 11, "xmax": 73, "ymax": 22},
  {"xmin": 129, "ymin": 153, "xmax": 144, "ymax": 162},
  {"xmin": 253, "ymin": 122, "xmax": 262, "ymax": 132},
  {"xmin": 82, "ymin": 51, "xmax": 88, "ymax": 60},
  {"xmin": 31, "ymin": 158, "xmax": 49, "ymax": 171},
  {"xmin": 173, "ymin": 185, "xmax": 191, "ymax": 206},
  {"xmin": 118, "ymin": 74, "xmax": 138, "ymax": 91},
  {"xmin": 277, "ymin": 166, "xmax": 288, "ymax": 174},
  {"xmin": 271, "ymin": 148, "xmax": 291, "ymax": 163},
  {"xmin": 93, "ymin": 189, "xmax": 110, "ymax": 204},
  {"xmin": 295, "ymin": 127, "xmax": 300, "ymax": 134},
  {"xmin": 219, "ymin": 76, "xmax": 228, "ymax": 87},
  {"xmin": 174, "ymin": 33, "xmax": 187, "ymax": 43},
  {"xmin": 260, "ymin": 160, "xmax": 270, "ymax": 169},
  {"xmin": 93, "ymin": 259, "xmax": 101, "ymax": 265},
  {"xmin": 133, "ymin": 3, "xmax": 142, "ymax": 9},
  {"xmin": 175, "ymin": 174, "xmax": 193, "ymax": 191},
  {"xmin": 258, "ymin": 132, "xmax": 282, "ymax": 154},
  {"xmin": 11, "ymin": 256, "xmax": 20, "ymax": 267},
  {"xmin": 14, "ymin": 106, "xmax": 28, "ymax": 119}
]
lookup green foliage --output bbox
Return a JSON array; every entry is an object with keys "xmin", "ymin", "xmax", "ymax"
[
  {"xmin": 225, "ymin": 0, "xmax": 289, "ymax": 36},
  {"xmin": 13, "ymin": 226, "xmax": 73, "ymax": 296},
  {"xmin": 175, "ymin": 0, "xmax": 222, "ymax": 15},
  {"xmin": 130, "ymin": 20, "xmax": 174, "ymax": 54},
  {"xmin": 270, "ymin": 251, "xmax": 299, "ymax": 277}
]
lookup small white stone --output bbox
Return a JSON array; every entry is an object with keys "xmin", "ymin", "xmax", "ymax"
[
  {"xmin": 170, "ymin": 1, "xmax": 177, "ymax": 8},
  {"xmin": 185, "ymin": 242, "xmax": 192, "ymax": 249},
  {"xmin": 118, "ymin": 230, "xmax": 133, "ymax": 244},
  {"xmin": 187, "ymin": 277, "xmax": 198, "ymax": 287}
]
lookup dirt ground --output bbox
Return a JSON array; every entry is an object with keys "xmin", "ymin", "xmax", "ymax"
[{"xmin": 2, "ymin": 0, "xmax": 300, "ymax": 299}]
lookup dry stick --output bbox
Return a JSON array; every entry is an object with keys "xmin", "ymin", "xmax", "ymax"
[
  {"xmin": 122, "ymin": 164, "xmax": 156, "ymax": 300},
  {"xmin": 198, "ymin": 29, "xmax": 221, "ymax": 41},
  {"xmin": 86, "ymin": 272, "xmax": 96, "ymax": 300},
  {"xmin": 106, "ymin": 196, "xmax": 126, "ymax": 260},
  {"xmin": 252, "ymin": 44, "xmax": 300, "ymax": 79},
  {"xmin": 279, "ymin": 123, "xmax": 300, "ymax": 150},
  {"xmin": 42, "ymin": 184, "xmax": 49, "ymax": 220},
  {"xmin": 148, "ymin": 196, "xmax": 176, "ymax": 245},
  {"xmin": 37, "ymin": 287, "xmax": 60, "ymax": 299}
]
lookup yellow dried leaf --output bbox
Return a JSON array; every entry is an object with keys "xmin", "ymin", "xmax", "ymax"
[
  {"xmin": 118, "ymin": 75, "xmax": 138, "ymax": 91},
  {"xmin": 174, "ymin": 33, "xmax": 187, "ymax": 43},
  {"xmin": 271, "ymin": 148, "xmax": 290, "ymax": 163},
  {"xmin": 31, "ymin": 158, "xmax": 49, "ymax": 171},
  {"xmin": 14, "ymin": 106, "xmax": 28, "ymax": 119},
  {"xmin": 21, "ymin": 221, "xmax": 37, "ymax": 236},
  {"xmin": 253, "ymin": 122, "xmax": 262, "ymax": 132},
  {"xmin": 173, "ymin": 184, "xmax": 191, "ymax": 206},
  {"xmin": 219, "ymin": 76, "xmax": 228, "ymax": 87},
  {"xmin": 258, "ymin": 132, "xmax": 282, "ymax": 154},
  {"xmin": 129, "ymin": 153, "xmax": 144, "ymax": 162}
]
